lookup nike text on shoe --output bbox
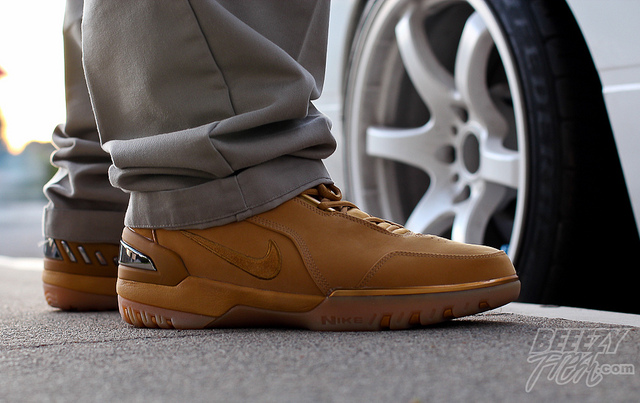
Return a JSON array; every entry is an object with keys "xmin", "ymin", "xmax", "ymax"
[
  {"xmin": 43, "ymin": 238, "xmax": 119, "ymax": 311},
  {"xmin": 117, "ymin": 184, "xmax": 520, "ymax": 331}
]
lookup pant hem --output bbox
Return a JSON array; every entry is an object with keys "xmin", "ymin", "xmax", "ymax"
[
  {"xmin": 125, "ymin": 157, "xmax": 332, "ymax": 229},
  {"xmin": 43, "ymin": 204, "xmax": 126, "ymax": 244}
]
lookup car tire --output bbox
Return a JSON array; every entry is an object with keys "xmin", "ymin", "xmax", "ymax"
[{"xmin": 343, "ymin": 0, "xmax": 639, "ymax": 311}]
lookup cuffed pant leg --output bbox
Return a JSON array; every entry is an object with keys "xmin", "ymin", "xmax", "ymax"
[
  {"xmin": 81, "ymin": 0, "xmax": 335, "ymax": 229},
  {"xmin": 43, "ymin": 0, "xmax": 128, "ymax": 243}
]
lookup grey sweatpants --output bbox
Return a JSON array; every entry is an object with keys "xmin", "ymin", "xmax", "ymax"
[{"xmin": 44, "ymin": 0, "xmax": 335, "ymax": 243}]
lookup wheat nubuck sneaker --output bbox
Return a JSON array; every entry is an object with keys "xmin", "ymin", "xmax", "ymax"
[
  {"xmin": 117, "ymin": 184, "xmax": 520, "ymax": 331},
  {"xmin": 43, "ymin": 238, "xmax": 119, "ymax": 311}
]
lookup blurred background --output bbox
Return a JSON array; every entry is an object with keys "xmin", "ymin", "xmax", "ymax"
[{"xmin": 0, "ymin": 1, "xmax": 65, "ymax": 257}]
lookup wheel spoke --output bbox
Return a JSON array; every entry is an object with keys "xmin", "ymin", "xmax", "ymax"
[
  {"xmin": 454, "ymin": 12, "xmax": 508, "ymax": 134},
  {"xmin": 365, "ymin": 124, "xmax": 450, "ymax": 172},
  {"xmin": 405, "ymin": 185, "xmax": 456, "ymax": 235},
  {"xmin": 451, "ymin": 182, "xmax": 507, "ymax": 244},
  {"xmin": 480, "ymin": 137, "xmax": 520, "ymax": 189},
  {"xmin": 395, "ymin": 5, "xmax": 456, "ymax": 115}
]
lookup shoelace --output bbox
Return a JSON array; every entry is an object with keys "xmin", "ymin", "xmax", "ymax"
[{"xmin": 301, "ymin": 184, "xmax": 411, "ymax": 235}]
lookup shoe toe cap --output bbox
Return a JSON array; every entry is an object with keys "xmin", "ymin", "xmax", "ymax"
[{"xmin": 359, "ymin": 239, "xmax": 516, "ymax": 289}]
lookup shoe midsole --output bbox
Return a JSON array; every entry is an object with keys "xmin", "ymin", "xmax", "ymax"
[
  {"xmin": 116, "ymin": 276, "xmax": 326, "ymax": 318},
  {"xmin": 42, "ymin": 270, "xmax": 117, "ymax": 296},
  {"xmin": 118, "ymin": 280, "xmax": 521, "ymax": 330},
  {"xmin": 116, "ymin": 275, "xmax": 519, "ymax": 318},
  {"xmin": 329, "ymin": 275, "xmax": 519, "ymax": 296}
]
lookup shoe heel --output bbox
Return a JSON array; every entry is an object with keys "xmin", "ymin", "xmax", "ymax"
[
  {"xmin": 118, "ymin": 296, "xmax": 217, "ymax": 329},
  {"xmin": 43, "ymin": 283, "xmax": 118, "ymax": 311}
]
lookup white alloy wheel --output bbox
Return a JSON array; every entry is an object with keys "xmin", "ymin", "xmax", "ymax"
[{"xmin": 345, "ymin": 0, "xmax": 526, "ymax": 257}]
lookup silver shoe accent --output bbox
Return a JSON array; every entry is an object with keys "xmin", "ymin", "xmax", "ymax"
[
  {"xmin": 77, "ymin": 245, "xmax": 92, "ymax": 264},
  {"xmin": 60, "ymin": 240, "xmax": 77, "ymax": 263},
  {"xmin": 95, "ymin": 251, "xmax": 108, "ymax": 266},
  {"xmin": 119, "ymin": 241, "xmax": 157, "ymax": 271},
  {"xmin": 43, "ymin": 238, "xmax": 63, "ymax": 260}
]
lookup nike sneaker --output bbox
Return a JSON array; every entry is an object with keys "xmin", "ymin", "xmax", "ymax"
[
  {"xmin": 117, "ymin": 184, "xmax": 520, "ymax": 330},
  {"xmin": 43, "ymin": 239, "xmax": 119, "ymax": 310}
]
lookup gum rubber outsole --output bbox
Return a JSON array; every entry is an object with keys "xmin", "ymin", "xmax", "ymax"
[
  {"xmin": 118, "ymin": 279, "xmax": 520, "ymax": 331},
  {"xmin": 43, "ymin": 283, "xmax": 118, "ymax": 311}
]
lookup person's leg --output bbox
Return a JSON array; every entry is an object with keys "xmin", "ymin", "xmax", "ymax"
[
  {"xmin": 42, "ymin": 0, "xmax": 128, "ymax": 311},
  {"xmin": 81, "ymin": 0, "xmax": 519, "ymax": 330},
  {"xmin": 44, "ymin": 0, "xmax": 128, "ymax": 242},
  {"xmin": 82, "ymin": 0, "xmax": 336, "ymax": 230}
]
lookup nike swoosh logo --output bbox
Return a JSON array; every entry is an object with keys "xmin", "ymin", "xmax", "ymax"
[{"xmin": 181, "ymin": 231, "xmax": 282, "ymax": 280}]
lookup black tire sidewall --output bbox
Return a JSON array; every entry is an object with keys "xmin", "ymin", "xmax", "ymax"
[{"xmin": 483, "ymin": 0, "xmax": 564, "ymax": 301}]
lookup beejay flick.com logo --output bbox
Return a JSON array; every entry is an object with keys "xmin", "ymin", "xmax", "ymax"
[{"xmin": 526, "ymin": 328, "xmax": 635, "ymax": 392}]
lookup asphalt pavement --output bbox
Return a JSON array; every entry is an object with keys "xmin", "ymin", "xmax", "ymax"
[{"xmin": 1, "ymin": 258, "xmax": 639, "ymax": 403}]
